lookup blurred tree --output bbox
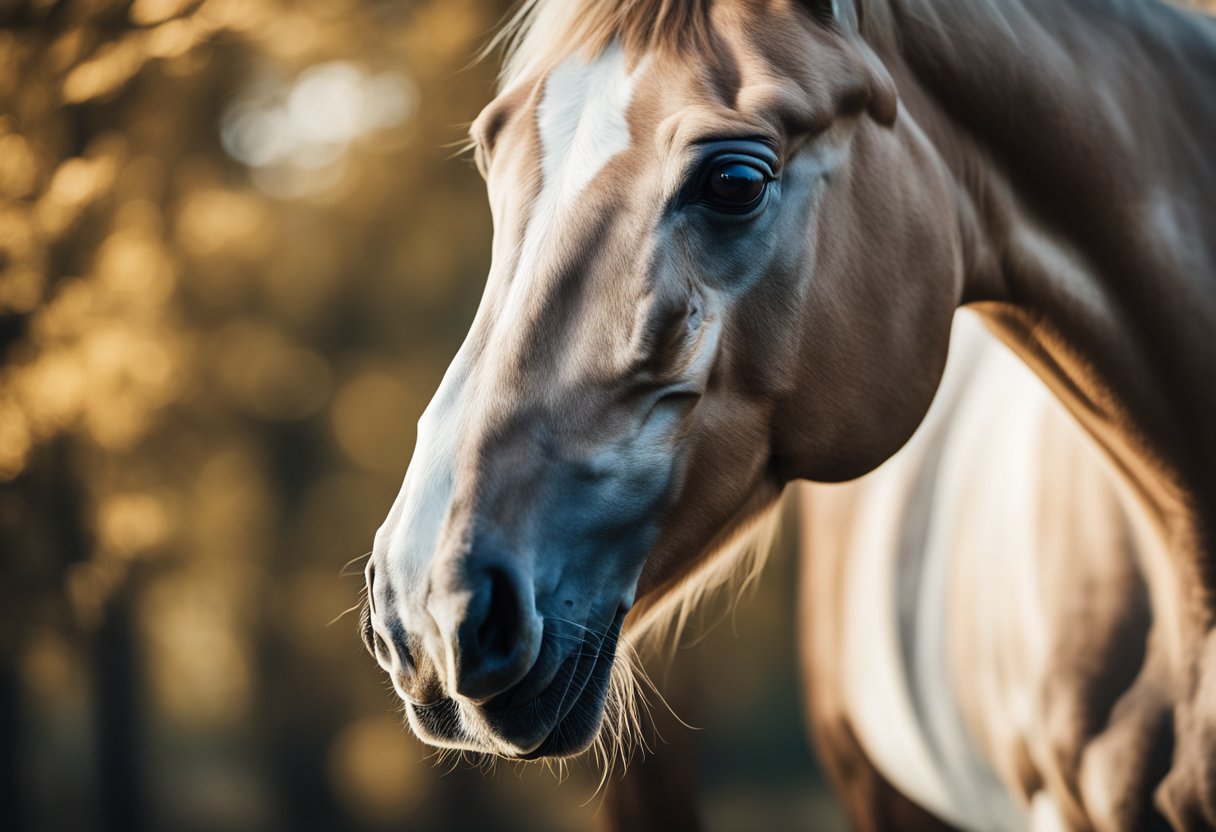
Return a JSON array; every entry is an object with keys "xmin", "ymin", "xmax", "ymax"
[{"xmin": 0, "ymin": 1, "xmax": 510, "ymax": 829}]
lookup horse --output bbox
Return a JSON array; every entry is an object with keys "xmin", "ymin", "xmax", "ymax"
[{"xmin": 359, "ymin": 0, "xmax": 1216, "ymax": 827}]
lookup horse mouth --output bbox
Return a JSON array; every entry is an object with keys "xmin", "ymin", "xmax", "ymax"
[
  {"xmin": 409, "ymin": 614, "xmax": 624, "ymax": 759},
  {"xmin": 493, "ymin": 613, "xmax": 623, "ymax": 759},
  {"xmin": 512, "ymin": 622, "xmax": 621, "ymax": 759}
]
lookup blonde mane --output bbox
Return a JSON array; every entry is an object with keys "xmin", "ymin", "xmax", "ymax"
[
  {"xmin": 488, "ymin": 0, "xmax": 1192, "ymax": 92},
  {"xmin": 490, "ymin": 0, "xmax": 714, "ymax": 87}
]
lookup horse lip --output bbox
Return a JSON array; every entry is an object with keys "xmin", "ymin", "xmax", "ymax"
[
  {"xmin": 553, "ymin": 640, "xmax": 606, "ymax": 724},
  {"xmin": 479, "ymin": 608, "xmax": 620, "ymax": 713},
  {"xmin": 478, "ymin": 634, "xmax": 570, "ymax": 712},
  {"xmin": 502, "ymin": 616, "xmax": 624, "ymax": 759},
  {"xmin": 473, "ymin": 653, "xmax": 584, "ymax": 756},
  {"xmin": 511, "ymin": 645, "xmax": 616, "ymax": 760},
  {"xmin": 427, "ymin": 611, "xmax": 625, "ymax": 758}
]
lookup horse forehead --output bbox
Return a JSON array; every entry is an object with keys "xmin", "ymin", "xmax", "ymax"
[
  {"xmin": 535, "ymin": 43, "xmax": 647, "ymax": 199},
  {"xmin": 519, "ymin": 36, "xmax": 787, "ymax": 211},
  {"xmin": 480, "ymin": 44, "xmax": 654, "ymax": 371}
]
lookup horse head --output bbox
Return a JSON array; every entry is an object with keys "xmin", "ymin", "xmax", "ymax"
[{"xmin": 361, "ymin": 0, "xmax": 962, "ymax": 759}]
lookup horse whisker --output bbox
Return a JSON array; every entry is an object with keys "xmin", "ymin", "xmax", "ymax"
[{"xmin": 338, "ymin": 550, "xmax": 374, "ymax": 577}]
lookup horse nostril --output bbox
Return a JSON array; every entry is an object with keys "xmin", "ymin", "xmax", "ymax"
[
  {"xmin": 361, "ymin": 562, "xmax": 388, "ymax": 661},
  {"xmin": 444, "ymin": 560, "xmax": 540, "ymax": 702},
  {"xmin": 477, "ymin": 566, "xmax": 522, "ymax": 660},
  {"xmin": 360, "ymin": 576, "xmax": 415, "ymax": 677}
]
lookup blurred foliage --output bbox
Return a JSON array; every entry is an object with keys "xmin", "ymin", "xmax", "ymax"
[{"xmin": 0, "ymin": 1, "xmax": 836, "ymax": 830}]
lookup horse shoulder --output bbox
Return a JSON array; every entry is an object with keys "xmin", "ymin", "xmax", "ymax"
[{"xmin": 800, "ymin": 313, "xmax": 1162, "ymax": 830}]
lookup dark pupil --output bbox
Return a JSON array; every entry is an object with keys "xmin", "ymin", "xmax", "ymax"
[{"xmin": 709, "ymin": 162, "xmax": 765, "ymax": 205}]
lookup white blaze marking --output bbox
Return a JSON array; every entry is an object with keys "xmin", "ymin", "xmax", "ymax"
[
  {"xmin": 498, "ymin": 43, "xmax": 646, "ymax": 331},
  {"xmin": 537, "ymin": 41, "xmax": 638, "ymax": 201},
  {"xmin": 380, "ymin": 342, "xmax": 472, "ymax": 692},
  {"xmin": 383, "ymin": 45, "xmax": 647, "ymax": 689}
]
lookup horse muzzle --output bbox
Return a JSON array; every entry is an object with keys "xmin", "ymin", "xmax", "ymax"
[{"xmin": 362, "ymin": 551, "xmax": 627, "ymax": 758}]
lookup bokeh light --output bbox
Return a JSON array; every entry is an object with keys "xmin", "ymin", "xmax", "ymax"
[
  {"xmin": 221, "ymin": 61, "xmax": 417, "ymax": 198},
  {"xmin": 328, "ymin": 716, "xmax": 426, "ymax": 826}
]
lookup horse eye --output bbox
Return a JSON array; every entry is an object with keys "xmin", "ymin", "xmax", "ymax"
[{"xmin": 701, "ymin": 161, "xmax": 768, "ymax": 213}]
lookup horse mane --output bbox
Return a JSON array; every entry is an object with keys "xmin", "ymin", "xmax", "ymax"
[
  {"xmin": 858, "ymin": 0, "xmax": 1198, "ymax": 57},
  {"xmin": 492, "ymin": 0, "xmax": 1197, "ymax": 91},
  {"xmin": 487, "ymin": 0, "xmax": 996, "ymax": 90},
  {"xmin": 491, "ymin": 0, "xmax": 714, "ymax": 88}
]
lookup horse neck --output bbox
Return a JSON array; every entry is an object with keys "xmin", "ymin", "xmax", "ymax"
[{"xmin": 875, "ymin": 0, "xmax": 1216, "ymax": 616}]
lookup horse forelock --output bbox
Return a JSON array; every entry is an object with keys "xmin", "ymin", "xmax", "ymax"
[{"xmin": 493, "ymin": 0, "xmax": 715, "ymax": 89}]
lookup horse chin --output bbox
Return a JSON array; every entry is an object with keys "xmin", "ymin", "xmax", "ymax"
[
  {"xmin": 514, "ymin": 714, "xmax": 603, "ymax": 760},
  {"xmin": 514, "ymin": 669, "xmax": 614, "ymax": 760}
]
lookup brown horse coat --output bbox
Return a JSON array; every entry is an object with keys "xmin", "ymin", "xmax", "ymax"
[{"xmin": 363, "ymin": 1, "xmax": 1216, "ymax": 827}]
